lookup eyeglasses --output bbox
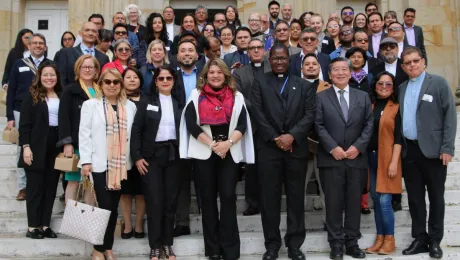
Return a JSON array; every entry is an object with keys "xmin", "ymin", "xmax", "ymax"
[
  {"xmin": 403, "ymin": 58, "xmax": 422, "ymax": 66},
  {"xmin": 301, "ymin": 36, "xmax": 317, "ymax": 42},
  {"xmin": 380, "ymin": 44, "xmax": 397, "ymax": 50},
  {"xmin": 115, "ymin": 31, "xmax": 127, "ymax": 36},
  {"xmin": 355, "ymin": 38, "xmax": 369, "ymax": 43},
  {"xmin": 102, "ymin": 79, "xmax": 121, "ymax": 85},
  {"xmin": 249, "ymin": 19, "xmax": 261, "ymax": 23},
  {"xmin": 31, "ymin": 41, "xmax": 45, "ymax": 46},
  {"xmin": 327, "ymin": 25, "xmax": 339, "ymax": 29},
  {"xmin": 376, "ymin": 81, "xmax": 393, "ymax": 88},
  {"xmin": 81, "ymin": 66, "xmax": 95, "ymax": 71},
  {"xmin": 204, "ymin": 28, "xmax": 214, "ymax": 32},
  {"xmin": 214, "ymin": 19, "xmax": 226, "ymax": 23},
  {"xmin": 248, "ymin": 45, "xmax": 264, "ymax": 51},
  {"xmin": 340, "ymin": 30, "xmax": 353, "ymax": 36},
  {"xmin": 342, "ymin": 11, "xmax": 354, "ymax": 16},
  {"xmin": 63, "ymin": 37, "xmax": 74, "ymax": 42},
  {"xmin": 117, "ymin": 47, "xmax": 131, "ymax": 53},
  {"xmin": 195, "ymin": 11, "xmax": 206, "ymax": 15},
  {"xmin": 388, "ymin": 27, "xmax": 402, "ymax": 32},
  {"xmin": 270, "ymin": 57, "xmax": 289, "ymax": 62},
  {"xmin": 276, "ymin": 28, "xmax": 289, "ymax": 32},
  {"xmin": 220, "ymin": 33, "xmax": 233, "ymax": 37},
  {"xmin": 157, "ymin": 76, "xmax": 174, "ymax": 82},
  {"xmin": 367, "ymin": 8, "xmax": 377, "ymax": 13}
]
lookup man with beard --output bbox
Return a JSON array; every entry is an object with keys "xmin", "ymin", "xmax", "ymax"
[
  {"xmin": 310, "ymin": 14, "xmax": 336, "ymax": 55},
  {"xmin": 224, "ymin": 27, "xmax": 252, "ymax": 70},
  {"xmin": 252, "ymin": 43, "xmax": 316, "ymax": 260},
  {"xmin": 341, "ymin": 6, "xmax": 354, "ymax": 27},
  {"xmin": 329, "ymin": 25, "xmax": 354, "ymax": 59},
  {"xmin": 268, "ymin": 0, "xmax": 281, "ymax": 29},
  {"xmin": 281, "ymin": 4, "xmax": 293, "ymax": 25},
  {"xmin": 369, "ymin": 37, "xmax": 408, "ymax": 87},
  {"xmin": 173, "ymin": 39, "xmax": 205, "ymax": 237},
  {"xmin": 169, "ymin": 31, "xmax": 207, "ymax": 69}
]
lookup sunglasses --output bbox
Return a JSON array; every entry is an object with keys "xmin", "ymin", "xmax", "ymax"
[
  {"xmin": 102, "ymin": 79, "xmax": 121, "ymax": 85},
  {"xmin": 157, "ymin": 76, "xmax": 174, "ymax": 82},
  {"xmin": 380, "ymin": 44, "xmax": 397, "ymax": 50},
  {"xmin": 117, "ymin": 47, "xmax": 131, "ymax": 52},
  {"xmin": 114, "ymin": 31, "xmax": 127, "ymax": 35},
  {"xmin": 63, "ymin": 37, "xmax": 74, "ymax": 42},
  {"xmin": 388, "ymin": 27, "xmax": 402, "ymax": 32},
  {"xmin": 342, "ymin": 11, "xmax": 354, "ymax": 15},
  {"xmin": 302, "ymin": 36, "xmax": 317, "ymax": 42},
  {"xmin": 248, "ymin": 45, "xmax": 264, "ymax": 51}
]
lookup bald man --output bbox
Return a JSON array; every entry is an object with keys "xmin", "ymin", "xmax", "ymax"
[{"xmin": 204, "ymin": 37, "xmax": 222, "ymax": 61}]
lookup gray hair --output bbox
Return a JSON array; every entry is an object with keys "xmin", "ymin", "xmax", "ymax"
[
  {"xmin": 124, "ymin": 4, "xmax": 144, "ymax": 25},
  {"xmin": 196, "ymin": 5, "xmax": 207, "ymax": 13},
  {"xmin": 282, "ymin": 3, "xmax": 292, "ymax": 8},
  {"xmin": 113, "ymin": 39, "xmax": 132, "ymax": 51},
  {"xmin": 248, "ymin": 12, "xmax": 261, "ymax": 21},
  {"xmin": 146, "ymin": 39, "xmax": 170, "ymax": 64},
  {"xmin": 32, "ymin": 33, "xmax": 47, "ymax": 46},
  {"xmin": 328, "ymin": 57, "xmax": 352, "ymax": 73}
]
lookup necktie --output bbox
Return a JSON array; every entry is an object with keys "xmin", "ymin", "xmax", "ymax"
[
  {"xmin": 85, "ymin": 49, "xmax": 94, "ymax": 56},
  {"xmin": 34, "ymin": 59, "xmax": 40, "ymax": 67},
  {"xmin": 338, "ymin": 89, "xmax": 348, "ymax": 121}
]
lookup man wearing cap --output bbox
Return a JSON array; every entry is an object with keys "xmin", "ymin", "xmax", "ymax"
[{"xmin": 369, "ymin": 37, "xmax": 408, "ymax": 88}]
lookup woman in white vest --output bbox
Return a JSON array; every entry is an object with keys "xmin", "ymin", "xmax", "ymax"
[{"xmin": 179, "ymin": 58, "xmax": 254, "ymax": 260}]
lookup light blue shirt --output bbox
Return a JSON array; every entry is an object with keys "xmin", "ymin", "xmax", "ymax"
[
  {"xmin": 80, "ymin": 43, "xmax": 95, "ymax": 56},
  {"xmin": 403, "ymin": 71, "xmax": 426, "ymax": 140},
  {"xmin": 182, "ymin": 67, "xmax": 198, "ymax": 101}
]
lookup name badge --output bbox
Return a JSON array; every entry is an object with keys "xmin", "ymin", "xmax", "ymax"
[
  {"xmin": 19, "ymin": 67, "xmax": 30, "ymax": 72},
  {"xmin": 147, "ymin": 104, "xmax": 159, "ymax": 112},
  {"xmin": 322, "ymin": 39, "xmax": 329, "ymax": 44},
  {"xmin": 422, "ymin": 94, "xmax": 433, "ymax": 102}
]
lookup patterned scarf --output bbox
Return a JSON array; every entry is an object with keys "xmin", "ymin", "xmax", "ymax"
[
  {"xmin": 198, "ymin": 84, "xmax": 234, "ymax": 125},
  {"xmin": 104, "ymin": 97, "xmax": 128, "ymax": 190},
  {"xmin": 351, "ymin": 69, "xmax": 367, "ymax": 83}
]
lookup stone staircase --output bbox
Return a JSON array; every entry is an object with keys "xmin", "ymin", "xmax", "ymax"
[{"xmin": 0, "ymin": 116, "xmax": 460, "ymax": 259}]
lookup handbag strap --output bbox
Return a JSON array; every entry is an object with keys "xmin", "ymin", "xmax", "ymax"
[{"xmin": 75, "ymin": 175, "xmax": 99, "ymax": 208}]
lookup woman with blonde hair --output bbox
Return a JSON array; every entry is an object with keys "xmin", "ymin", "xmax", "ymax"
[
  {"xmin": 180, "ymin": 58, "xmax": 254, "ymax": 260},
  {"xmin": 140, "ymin": 39, "xmax": 170, "ymax": 94},
  {"xmin": 125, "ymin": 4, "xmax": 146, "ymax": 41},
  {"xmin": 79, "ymin": 68, "xmax": 137, "ymax": 260},
  {"xmin": 58, "ymin": 54, "xmax": 101, "ymax": 204}
]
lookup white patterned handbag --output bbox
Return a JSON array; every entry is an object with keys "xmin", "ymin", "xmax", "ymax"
[{"xmin": 59, "ymin": 175, "xmax": 110, "ymax": 245}]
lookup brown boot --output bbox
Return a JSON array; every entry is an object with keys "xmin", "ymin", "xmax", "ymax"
[
  {"xmin": 378, "ymin": 235, "xmax": 396, "ymax": 255},
  {"xmin": 366, "ymin": 235, "xmax": 384, "ymax": 254},
  {"xmin": 16, "ymin": 189, "xmax": 26, "ymax": 201}
]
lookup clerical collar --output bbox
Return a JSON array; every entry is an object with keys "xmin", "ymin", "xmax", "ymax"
[
  {"xmin": 253, "ymin": 63, "xmax": 262, "ymax": 67},
  {"xmin": 304, "ymin": 78, "xmax": 318, "ymax": 83},
  {"xmin": 274, "ymin": 73, "xmax": 286, "ymax": 78}
]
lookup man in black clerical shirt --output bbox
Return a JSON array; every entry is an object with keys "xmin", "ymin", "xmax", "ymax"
[{"xmin": 223, "ymin": 27, "xmax": 251, "ymax": 70}]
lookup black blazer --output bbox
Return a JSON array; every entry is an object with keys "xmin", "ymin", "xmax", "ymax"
[
  {"xmin": 233, "ymin": 63, "xmax": 266, "ymax": 112},
  {"xmin": 55, "ymin": 44, "xmax": 109, "ymax": 86},
  {"xmin": 2, "ymin": 49, "xmax": 23, "ymax": 86},
  {"xmin": 315, "ymin": 87, "xmax": 373, "ymax": 169},
  {"xmin": 170, "ymin": 34, "xmax": 207, "ymax": 55},
  {"xmin": 169, "ymin": 53, "xmax": 206, "ymax": 71},
  {"xmin": 369, "ymin": 59, "xmax": 409, "ymax": 88},
  {"xmin": 251, "ymin": 73, "xmax": 316, "ymax": 158},
  {"xmin": 320, "ymin": 35, "xmax": 336, "ymax": 55},
  {"xmin": 289, "ymin": 52, "xmax": 331, "ymax": 83},
  {"xmin": 368, "ymin": 32, "xmax": 387, "ymax": 58},
  {"xmin": 349, "ymin": 75, "xmax": 371, "ymax": 94},
  {"xmin": 173, "ymin": 63, "xmax": 204, "ymax": 109},
  {"xmin": 18, "ymin": 92, "xmax": 61, "ymax": 170},
  {"xmin": 130, "ymin": 93, "xmax": 181, "ymax": 162},
  {"xmin": 403, "ymin": 25, "xmax": 427, "ymax": 64}
]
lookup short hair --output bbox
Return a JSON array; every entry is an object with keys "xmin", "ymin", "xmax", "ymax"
[
  {"xmin": 290, "ymin": 19, "xmax": 302, "ymax": 28},
  {"xmin": 60, "ymin": 31, "xmax": 76, "ymax": 48},
  {"xmin": 282, "ymin": 3, "xmax": 292, "ymax": 8},
  {"xmin": 249, "ymin": 38, "xmax": 264, "ymax": 45},
  {"xmin": 163, "ymin": 6, "xmax": 174, "ymax": 12},
  {"xmin": 235, "ymin": 26, "xmax": 251, "ymax": 36},
  {"xmin": 368, "ymin": 12, "xmax": 383, "ymax": 22},
  {"xmin": 207, "ymin": 36, "xmax": 221, "ymax": 47},
  {"xmin": 125, "ymin": 4, "xmax": 144, "ymax": 25},
  {"xmin": 268, "ymin": 0, "xmax": 280, "ymax": 9},
  {"xmin": 152, "ymin": 65, "xmax": 178, "ymax": 95},
  {"xmin": 214, "ymin": 12, "xmax": 226, "ymax": 19},
  {"xmin": 178, "ymin": 39, "xmax": 197, "ymax": 50},
  {"xmin": 341, "ymin": 6, "xmax": 354, "ymax": 14},
  {"xmin": 302, "ymin": 27, "xmax": 317, "ymax": 36},
  {"xmin": 365, "ymin": 2, "xmax": 378, "ymax": 12},
  {"xmin": 32, "ymin": 33, "xmax": 47, "ymax": 45},
  {"xmin": 345, "ymin": 47, "xmax": 368, "ymax": 68},
  {"xmin": 248, "ymin": 12, "xmax": 261, "ymax": 21},
  {"xmin": 195, "ymin": 5, "xmax": 207, "ymax": 13},
  {"xmin": 97, "ymin": 69, "xmax": 127, "ymax": 102},
  {"xmin": 113, "ymin": 23, "xmax": 128, "ymax": 32},
  {"xmin": 88, "ymin": 13, "xmax": 105, "ymax": 25},
  {"xmin": 269, "ymin": 42, "xmax": 289, "ymax": 57},
  {"xmin": 98, "ymin": 29, "xmax": 113, "ymax": 42},
  {"xmin": 122, "ymin": 67, "xmax": 144, "ymax": 91},
  {"xmin": 74, "ymin": 54, "xmax": 101, "ymax": 82},
  {"xmin": 388, "ymin": 21, "xmax": 405, "ymax": 33},
  {"xmin": 311, "ymin": 13, "xmax": 324, "ymax": 24},
  {"xmin": 384, "ymin": 10, "xmax": 398, "ymax": 20},
  {"xmin": 328, "ymin": 57, "xmax": 352, "ymax": 73},
  {"xmin": 302, "ymin": 52, "xmax": 319, "ymax": 65},
  {"xmin": 146, "ymin": 39, "xmax": 170, "ymax": 64},
  {"xmin": 352, "ymin": 29, "xmax": 368, "ymax": 41},
  {"xmin": 113, "ymin": 39, "xmax": 132, "ymax": 53},
  {"xmin": 404, "ymin": 8, "xmax": 416, "ymax": 15},
  {"xmin": 275, "ymin": 20, "xmax": 290, "ymax": 29},
  {"xmin": 401, "ymin": 46, "xmax": 423, "ymax": 63}
]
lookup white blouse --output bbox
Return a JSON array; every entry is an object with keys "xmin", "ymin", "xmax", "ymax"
[
  {"xmin": 46, "ymin": 98, "xmax": 60, "ymax": 126},
  {"xmin": 155, "ymin": 94, "xmax": 176, "ymax": 141}
]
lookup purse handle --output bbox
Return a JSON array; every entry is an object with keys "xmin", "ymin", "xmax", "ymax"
[{"xmin": 75, "ymin": 175, "xmax": 99, "ymax": 208}]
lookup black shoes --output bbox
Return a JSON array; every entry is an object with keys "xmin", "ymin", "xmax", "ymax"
[
  {"xmin": 208, "ymin": 255, "xmax": 220, "ymax": 260},
  {"xmin": 121, "ymin": 229, "xmax": 133, "ymax": 239},
  {"xmin": 429, "ymin": 241, "xmax": 443, "ymax": 259},
  {"xmin": 134, "ymin": 230, "xmax": 145, "ymax": 238},
  {"xmin": 345, "ymin": 245, "xmax": 366, "ymax": 258},
  {"xmin": 329, "ymin": 247, "xmax": 343, "ymax": 260},
  {"xmin": 392, "ymin": 201, "xmax": 402, "ymax": 212},
  {"xmin": 288, "ymin": 248, "xmax": 305, "ymax": 260},
  {"xmin": 243, "ymin": 206, "xmax": 260, "ymax": 216},
  {"xmin": 173, "ymin": 225, "xmax": 191, "ymax": 237},
  {"xmin": 26, "ymin": 229, "xmax": 44, "ymax": 239},
  {"xmin": 360, "ymin": 208, "xmax": 371, "ymax": 215},
  {"xmin": 402, "ymin": 239, "xmax": 429, "ymax": 255},
  {"xmin": 41, "ymin": 228, "xmax": 57, "ymax": 238},
  {"xmin": 262, "ymin": 250, "xmax": 279, "ymax": 260}
]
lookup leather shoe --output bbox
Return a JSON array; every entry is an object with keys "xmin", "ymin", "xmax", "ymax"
[
  {"xmin": 243, "ymin": 205, "xmax": 259, "ymax": 216},
  {"xmin": 262, "ymin": 250, "xmax": 278, "ymax": 260},
  {"xmin": 329, "ymin": 247, "xmax": 343, "ymax": 260},
  {"xmin": 41, "ymin": 227, "xmax": 57, "ymax": 238},
  {"xmin": 402, "ymin": 239, "xmax": 429, "ymax": 255},
  {"xmin": 429, "ymin": 241, "xmax": 443, "ymax": 259},
  {"xmin": 26, "ymin": 228, "xmax": 44, "ymax": 239},
  {"xmin": 345, "ymin": 246, "xmax": 366, "ymax": 258},
  {"xmin": 392, "ymin": 201, "xmax": 402, "ymax": 212},
  {"xmin": 16, "ymin": 189, "xmax": 26, "ymax": 201},
  {"xmin": 288, "ymin": 248, "xmax": 305, "ymax": 259},
  {"xmin": 208, "ymin": 255, "xmax": 220, "ymax": 260},
  {"xmin": 360, "ymin": 208, "xmax": 371, "ymax": 215},
  {"xmin": 173, "ymin": 225, "xmax": 190, "ymax": 237}
]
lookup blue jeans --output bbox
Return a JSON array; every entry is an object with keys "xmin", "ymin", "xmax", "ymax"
[
  {"xmin": 14, "ymin": 111, "xmax": 26, "ymax": 190},
  {"xmin": 368, "ymin": 151, "xmax": 395, "ymax": 235}
]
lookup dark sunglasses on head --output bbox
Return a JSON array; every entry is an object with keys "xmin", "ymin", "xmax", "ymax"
[
  {"xmin": 157, "ymin": 76, "xmax": 174, "ymax": 82},
  {"xmin": 114, "ymin": 31, "xmax": 127, "ymax": 35},
  {"xmin": 102, "ymin": 79, "xmax": 121, "ymax": 85}
]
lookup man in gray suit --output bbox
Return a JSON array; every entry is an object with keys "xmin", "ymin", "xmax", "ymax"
[
  {"xmin": 163, "ymin": 6, "xmax": 180, "ymax": 42},
  {"xmin": 399, "ymin": 46, "xmax": 456, "ymax": 259},
  {"xmin": 403, "ymin": 8, "xmax": 427, "ymax": 64},
  {"xmin": 315, "ymin": 57, "xmax": 373, "ymax": 260}
]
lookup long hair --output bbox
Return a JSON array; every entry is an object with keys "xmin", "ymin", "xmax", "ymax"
[
  {"xmin": 97, "ymin": 69, "xmax": 127, "ymax": 104},
  {"xmin": 13, "ymin": 28, "xmax": 33, "ymax": 53},
  {"xmin": 30, "ymin": 62, "xmax": 62, "ymax": 104},
  {"xmin": 60, "ymin": 31, "xmax": 76, "ymax": 48},
  {"xmin": 145, "ymin": 12, "xmax": 169, "ymax": 46},
  {"xmin": 353, "ymin": 13, "xmax": 369, "ymax": 34},
  {"xmin": 370, "ymin": 71, "xmax": 398, "ymax": 104},
  {"xmin": 74, "ymin": 54, "xmax": 101, "ymax": 82},
  {"xmin": 179, "ymin": 13, "xmax": 201, "ymax": 36},
  {"xmin": 122, "ymin": 67, "xmax": 144, "ymax": 91},
  {"xmin": 145, "ymin": 39, "xmax": 170, "ymax": 64},
  {"xmin": 197, "ymin": 58, "xmax": 236, "ymax": 94},
  {"xmin": 225, "ymin": 5, "xmax": 242, "ymax": 28}
]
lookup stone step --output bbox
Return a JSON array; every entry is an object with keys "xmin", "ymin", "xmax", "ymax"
[
  {"xmin": 2, "ymin": 206, "xmax": 460, "ymax": 235},
  {"xmin": 1, "ymin": 226, "xmax": 459, "ymax": 257}
]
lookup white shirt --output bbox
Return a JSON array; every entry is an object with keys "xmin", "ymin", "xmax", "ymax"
[
  {"xmin": 333, "ymin": 85, "xmax": 350, "ymax": 108},
  {"xmin": 385, "ymin": 60, "xmax": 398, "ymax": 77},
  {"xmin": 23, "ymin": 50, "xmax": 30, "ymax": 58},
  {"xmin": 166, "ymin": 23, "xmax": 175, "ymax": 42},
  {"xmin": 299, "ymin": 51, "xmax": 324, "ymax": 81},
  {"xmin": 46, "ymin": 98, "xmax": 60, "ymax": 126},
  {"xmin": 397, "ymin": 41, "xmax": 404, "ymax": 58},
  {"xmin": 220, "ymin": 45, "xmax": 238, "ymax": 59},
  {"xmin": 156, "ymin": 94, "xmax": 176, "ymax": 141},
  {"xmin": 363, "ymin": 62, "xmax": 369, "ymax": 74},
  {"xmin": 31, "ymin": 55, "xmax": 45, "ymax": 67}
]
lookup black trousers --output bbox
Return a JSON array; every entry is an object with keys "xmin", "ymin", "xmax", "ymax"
[
  {"xmin": 245, "ymin": 135, "xmax": 259, "ymax": 208},
  {"xmin": 258, "ymin": 147, "xmax": 308, "ymax": 251},
  {"xmin": 26, "ymin": 127, "xmax": 60, "ymax": 227},
  {"xmin": 195, "ymin": 153, "xmax": 240, "ymax": 259},
  {"xmin": 175, "ymin": 159, "xmax": 192, "ymax": 226},
  {"xmin": 320, "ymin": 164, "xmax": 367, "ymax": 248},
  {"xmin": 142, "ymin": 144, "xmax": 181, "ymax": 248},
  {"xmin": 93, "ymin": 171, "xmax": 122, "ymax": 252},
  {"xmin": 403, "ymin": 141, "xmax": 447, "ymax": 244}
]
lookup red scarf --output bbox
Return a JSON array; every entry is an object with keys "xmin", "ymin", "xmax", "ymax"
[{"xmin": 198, "ymin": 84, "xmax": 234, "ymax": 125}]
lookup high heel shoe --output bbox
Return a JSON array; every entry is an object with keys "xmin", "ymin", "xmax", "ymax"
[
  {"xmin": 164, "ymin": 245, "xmax": 176, "ymax": 259},
  {"xmin": 150, "ymin": 248, "xmax": 161, "ymax": 260},
  {"xmin": 121, "ymin": 221, "xmax": 133, "ymax": 239}
]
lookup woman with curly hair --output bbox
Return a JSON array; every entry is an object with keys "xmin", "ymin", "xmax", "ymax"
[
  {"xmin": 144, "ymin": 12, "xmax": 172, "ymax": 49},
  {"xmin": 171, "ymin": 13, "xmax": 207, "ymax": 54}
]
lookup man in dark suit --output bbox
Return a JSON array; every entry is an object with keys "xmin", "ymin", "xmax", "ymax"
[
  {"xmin": 289, "ymin": 27, "xmax": 330, "ymax": 82},
  {"xmin": 251, "ymin": 43, "xmax": 316, "ymax": 260},
  {"xmin": 223, "ymin": 27, "xmax": 251, "ymax": 70},
  {"xmin": 399, "ymin": 47, "xmax": 456, "ymax": 259},
  {"xmin": 310, "ymin": 14, "xmax": 336, "ymax": 55},
  {"xmin": 261, "ymin": 14, "xmax": 274, "ymax": 37},
  {"xmin": 169, "ymin": 31, "xmax": 207, "ymax": 70},
  {"xmin": 403, "ymin": 8, "xmax": 427, "ymax": 64},
  {"xmin": 315, "ymin": 57, "xmax": 373, "ymax": 259},
  {"xmin": 55, "ymin": 22, "xmax": 109, "ymax": 86},
  {"xmin": 388, "ymin": 22, "xmax": 409, "ymax": 59},
  {"xmin": 233, "ymin": 38, "xmax": 266, "ymax": 216},
  {"xmin": 367, "ymin": 12, "xmax": 387, "ymax": 58},
  {"xmin": 352, "ymin": 29, "xmax": 379, "ymax": 72},
  {"xmin": 369, "ymin": 37, "xmax": 409, "ymax": 88}
]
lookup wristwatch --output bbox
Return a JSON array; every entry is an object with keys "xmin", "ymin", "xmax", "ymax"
[{"xmin": 228, "ymin": 139, "xmax": 234, "ymax": 146}]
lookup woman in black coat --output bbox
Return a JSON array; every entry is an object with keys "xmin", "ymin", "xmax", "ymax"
[
  {"xmin": 170, "ymin": 13, "xmax": 207, "ymax": 55},
  {"xmin": 18, "ymin": 62, "xmax": 62, "ymax": 239},
  {"xmin": 2, "ymin": 29, "xmax": 33, "ymax": 90},
  {"xmin": 346, "ymin": 47, "xmax": 371, "ymax": 93}
]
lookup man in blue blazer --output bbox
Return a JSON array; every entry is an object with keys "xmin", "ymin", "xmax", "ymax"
[{"xmin": 223, "ymin": 27, "xmax": 252, "ymax": 70}]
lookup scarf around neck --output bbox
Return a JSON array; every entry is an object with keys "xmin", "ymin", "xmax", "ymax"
[
  {"xmin": 198, "ymin": 84, "xmax": 234, "ymax": 125},
  {"xmin": 79, "ymin": 79, "xmax": 100, "ymax": 99},
  {"xmin": 351, "ymin": 69, "xmax": 367, "ymax": 83}
]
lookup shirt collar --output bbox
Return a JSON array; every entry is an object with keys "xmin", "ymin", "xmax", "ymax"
[
  {"xmin": 81, "ymin": 43, "xmax": 95, "ymax": 53},
  {"xmin": 180, "ymin": 66, "xmax": 198, "ymax": 75},
  {"xmin": 385, "ymin": 60, "xmax": 398, "ymax": 66},
  {"xmin": 31, "ymin": 55, "xmax": 45, "ymax": 62},
  {"xmin": 404, "ymin": 23, "xmax": 414, "ymax": 29},
  {"xmin": 264, "ymin": 28, "xmax": 270, "ymax": 34},
  {"xmin": 333, "ymin": 84, "xmax": 349, "ymax": 93},
  {"xmin": 373, "ymin": 31, "xmax": 382, "ymax": 37},
  {"xmin": 410, "ymin": 71, "xmax": 426, "ymax": 82}
]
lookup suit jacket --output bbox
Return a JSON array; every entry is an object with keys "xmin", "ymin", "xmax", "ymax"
[
  {"xmin": 173, "ymin": 63, "xmax": 204, "ymax": 109},
  {"xmin": 78, "ymin": 98, "xmax": 136, "ymax": 172},
  {"xmin": 315, "ymin": 87, "xmax": 373, "ymax": 168},
  {"xmin": 55, "ymin": 44, "xmax": 109, "ymax": 86},
  {"xmin": 289, "ymin": 52, "xmax": 331, "ymax": 83},
  {"xmin": 403, "ymin": 25, "xmax": 427, "ymax": 64},
  {"xmin": 130, "ymin": 93, "xmax": 181, "ymax": 162},
  {"xmin": 18, "ymin": 92, "xmax": 61, "ymax": 170},
  {"xmin": 169, "ymin": 53, "xmax": 206, "ymax": 71},
  {"xmin": 398, "ymin": 73, "xmax": 456, "ymax": 158},
  {"xmin": 369, "ymin": 59, "xmax": 409, "ymax": 88},
  {"xmin": 2, "ymin": 49, "xmax": 24, "ymax": 86},
  {"xmin": 251, "ymin": 72, "xmax": 316, "ymax": 158},
  {"xmin": 320, "ymin": 35, "xmax": 336, "ymax": 55},
  {"xmin": 368, "ymin": 32, "xmax": 387, "ymax": 58},
  {"xmin": 233, "ymin": 63, "xmax": 266, "ymax": 112},
  {"xmin": 224, "ymin": 51, "xmax": 247, "ymax": 69}
]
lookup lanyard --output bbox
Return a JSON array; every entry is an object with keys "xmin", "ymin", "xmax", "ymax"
[{"xmin": 280, "ymin": 76, "xmax": 289, "ymax": 94}]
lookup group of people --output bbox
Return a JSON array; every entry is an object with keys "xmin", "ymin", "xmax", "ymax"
[{"xmin": 2, "ymin": 1, "xmax": 457, "ymax": 260}]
